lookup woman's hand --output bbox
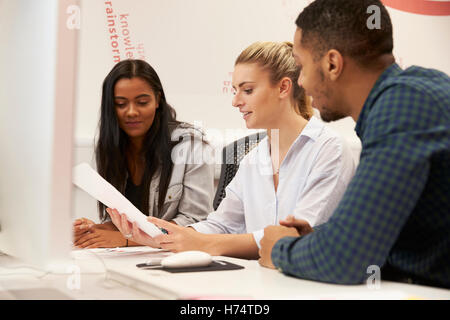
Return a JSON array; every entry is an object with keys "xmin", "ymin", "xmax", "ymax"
[
  {"xmin": 149, "ymin": 217, "xmax": 210, "ymax": 253},
  {"xmin": 106, "ymin": 208, "xmax": 161, "ymax": 248},
  {"xmin": 73, "ymin": 227, "xmax": 126, "ymax": 249},
  {"xmin": 73, "ymin": 218, "xmax": 119, "ymax": 244},
  {"xmin": 73, "ymin": 218, "xmax": 95, "ymax": 241}
]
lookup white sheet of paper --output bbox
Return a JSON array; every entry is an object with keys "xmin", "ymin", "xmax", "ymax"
[
  {"xmin": 71, "ymin": 246, "xmax": 169, "ymax": 259},
  {"xmin": 72, "ymin": 162, "xmax": 163, "ymax": 237}
]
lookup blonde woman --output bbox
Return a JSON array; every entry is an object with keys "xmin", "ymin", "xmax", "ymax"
[{"xmin": 108, "ymin": 42, "xmax": 356, "ymax": 259}]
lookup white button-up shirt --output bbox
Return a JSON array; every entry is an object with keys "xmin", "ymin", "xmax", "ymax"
[{"xmin": 190, "ymin": 116, "xmax": 357, "ymax": 248}]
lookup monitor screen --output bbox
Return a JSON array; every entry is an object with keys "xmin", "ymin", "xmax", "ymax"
[{"xmin": 0, "ymin": 0, "xmax": 78, "ymax": 271}]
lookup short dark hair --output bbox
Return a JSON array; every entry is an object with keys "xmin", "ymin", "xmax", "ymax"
[{"xmin": 296, "ymin": 0, "xmax": 393, "ymax": 66}]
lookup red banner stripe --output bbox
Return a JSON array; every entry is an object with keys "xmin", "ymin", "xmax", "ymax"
[{"xmin": 382, "ymin": 0, "xmax": 450, "ymax": 16}]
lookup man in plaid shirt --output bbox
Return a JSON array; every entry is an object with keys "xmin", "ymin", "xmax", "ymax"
[{"xmin": 259, "ymin": 0, "xmax": 450, "ymax": 289}]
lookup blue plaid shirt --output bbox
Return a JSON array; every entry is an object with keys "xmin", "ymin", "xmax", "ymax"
[{"xmin": 271, "ymin": 63, "xmax": 450, "ymax": 288}]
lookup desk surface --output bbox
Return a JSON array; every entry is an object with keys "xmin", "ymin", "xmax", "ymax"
[
  {"xmin": 1, "ymin": 248, "xmax": 449, "ymax": 300},
  {"xmin": 103, "ymin": 252, "xmax": 450, "ymax": 300}
]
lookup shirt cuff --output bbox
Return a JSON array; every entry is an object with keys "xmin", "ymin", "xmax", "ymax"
[
  {"xmin": 188, "ymin": 221, "xmax": 216, "ymax": 234},
  {"xmin": 252, "ymin": 230, "xmax": 264, "ymax": 249}
]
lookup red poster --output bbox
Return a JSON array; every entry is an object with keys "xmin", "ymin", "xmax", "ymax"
[{"xmin": 382, "ymin": 0, "xmax": 450, "ymax": 16}]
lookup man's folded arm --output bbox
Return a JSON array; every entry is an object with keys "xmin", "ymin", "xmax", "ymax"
[{"xmin": 271, "ymin": 130, "xmax": 431, "ymax": 284}]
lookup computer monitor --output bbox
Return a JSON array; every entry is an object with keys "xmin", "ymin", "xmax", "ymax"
[{"xmin": 0, "ymin": 0, "xmax": 78, "ymax": 271}]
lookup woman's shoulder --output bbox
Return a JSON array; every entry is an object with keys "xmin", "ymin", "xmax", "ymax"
[
  {"xmin": 169, "ymin": 121, "xmax": 206, "ymax": 142},
  {"xmin": 311, "ymin": 119, "xmax": 359, "ymax": 166},
  {"xmin": 308, "ymin": 117, "xmax": 345, "ymax": 146},
  {"xmin": 169, "ymin": 122, "xmax": 212, "ymax": 166}
]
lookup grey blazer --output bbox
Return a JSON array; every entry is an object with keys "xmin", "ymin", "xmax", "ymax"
[
  {"xmin": 147, "ymin": 125, "xmax": 215, "ymax": 225},
  {"xmin": 99, "ymin": 124, "xmax": 215, "ymax": 226}
]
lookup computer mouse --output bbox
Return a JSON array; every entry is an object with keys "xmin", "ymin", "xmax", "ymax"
[{"xmin": 160, "ymin": 250, "xmax": 213, "ymax": 268}]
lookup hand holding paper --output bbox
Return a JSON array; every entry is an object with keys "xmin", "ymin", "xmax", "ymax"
[
  {"xmin": 107, "ymin": 208, "xmax": 164, "ymax": 247},
  {"xmin": 72, "ymin": 163, "xmax": 163, "ymax": 238}
]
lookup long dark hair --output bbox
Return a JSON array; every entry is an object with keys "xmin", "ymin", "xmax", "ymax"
[{"xmin": 96, "ymin": 59, "xmax": 181, "ymax": 222}]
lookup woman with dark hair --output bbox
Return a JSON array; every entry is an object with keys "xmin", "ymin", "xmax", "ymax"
[{"xmin": 73, "ymin": 59, "xmax": 215, "ymax": 248}]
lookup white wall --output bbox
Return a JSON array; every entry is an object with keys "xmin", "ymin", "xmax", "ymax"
[
  {"xmin": 73, "ymin": 0, "xmax": 450, "ymax": 142},
  {"xmin": 75, "ymin": 1, "xmax": 350, "ymax": 143}
]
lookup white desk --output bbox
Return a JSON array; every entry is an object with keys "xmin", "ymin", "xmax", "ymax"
[
  {"xmin": 1, "ymin": 248, "xmax": 449, "ymax": 300},
  {"xmin": 103, "ymin": 252, "xmax": 450, "ymax": 300},
  {"xmin": 0, "ymin": 252, "xmax": 151, "ymax": 300}
]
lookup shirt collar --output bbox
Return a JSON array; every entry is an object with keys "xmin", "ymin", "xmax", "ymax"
[
  {"xmin": 300, "ymin": 116, "xmax": 324, "ymax": 142},
  {"xmin": 257, "ymin": 116, "xmax": 324, "ymax": 160},
  {"xmin": 355, "ymin": 63, "xmax": 402, "ymax": 138},
  {"xmin": 259, "ymin": 115, "xmax": 324, "ymax": 150}
]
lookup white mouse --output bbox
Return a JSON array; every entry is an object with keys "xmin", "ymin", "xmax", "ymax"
[{"xmin": 161, "ymin": 250, "xmax": 213, "ymax": 268}]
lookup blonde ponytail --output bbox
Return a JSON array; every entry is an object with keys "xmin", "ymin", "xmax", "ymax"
[{"xmin": 235, "ymin": 41, "xmax": 313, "ymax": 120}]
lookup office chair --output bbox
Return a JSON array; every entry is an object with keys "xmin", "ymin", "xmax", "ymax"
[{"xmin": 213, "ymin": 131, "xmax": 267, "ymax": 210}]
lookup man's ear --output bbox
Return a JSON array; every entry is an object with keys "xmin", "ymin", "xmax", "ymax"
[
  {"xmin": 322, "ymin": 49, "xmax": 344, "ymax": 82},
  {"xmin": 279, "ymin": 77, "xmax": 293, "ymax": 99}
]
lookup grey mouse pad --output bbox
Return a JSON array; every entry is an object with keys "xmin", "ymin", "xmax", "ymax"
[{"xmin": 136, "ymin": 260, "xmax": 244, "ymax": 273}]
